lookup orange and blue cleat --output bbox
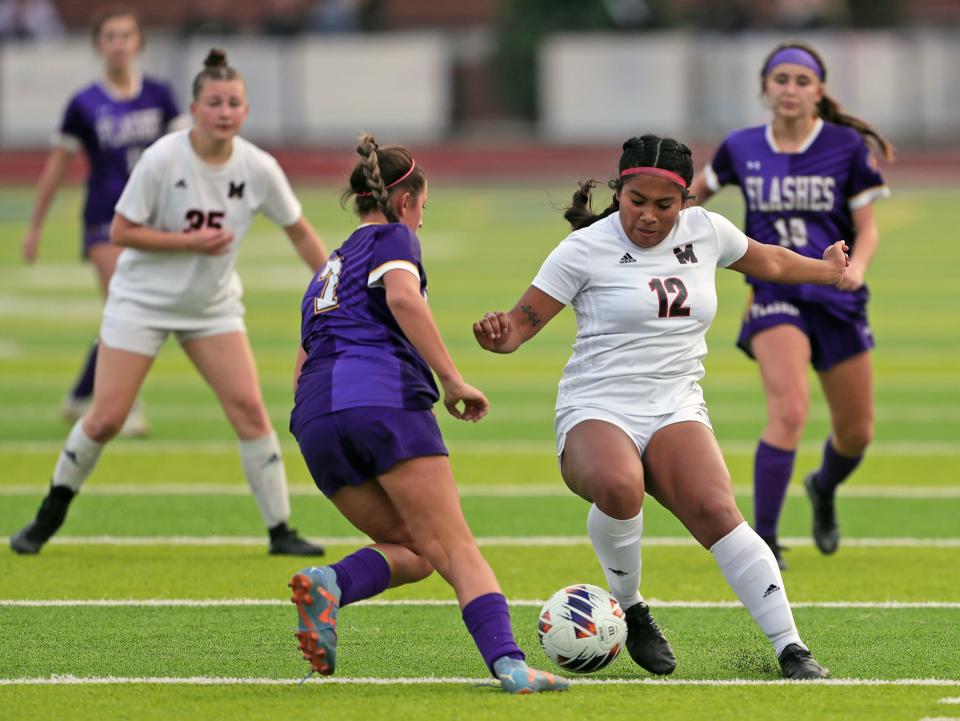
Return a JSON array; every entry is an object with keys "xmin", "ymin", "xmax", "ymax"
[
  {"xmin": 493, "ymin": 657, "xmax": 571, "ymax": 694},
  {"xmin": 289, "ymin": 566, "xmax": 341, "ymax": 677}
]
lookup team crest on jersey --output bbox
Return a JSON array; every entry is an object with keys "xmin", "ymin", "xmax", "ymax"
[
  {"xmin": 228, "ymin": 181, "xmax": 245, "ymax": 199},
  {"xmin": 673, "ymin": 244, "xmax": 698, "ymax": 264}
]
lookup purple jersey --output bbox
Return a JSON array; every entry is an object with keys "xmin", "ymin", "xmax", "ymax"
[
  {"xmin": 291, "ymin": 223, "xmax": 439, "ymax": 431},
  {"xmin": 59, "ymin": 76, "xmax": 180, "ymax": 227},
  {"xmin": 705, "ymin": 119, "xmax": 889, "ymax": 316}
]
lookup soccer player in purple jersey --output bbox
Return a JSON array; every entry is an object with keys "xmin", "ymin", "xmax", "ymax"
[
  {"xmin": 689, "ymin": 41, "xmax": 893, "ymax": 568},
  {"xmin": 21, "ymin": 7, "xmax": 184, "ymax": 436},
  {"xmin": 286, "ymin": 134, "xmax": 569, "ymax": 694}
]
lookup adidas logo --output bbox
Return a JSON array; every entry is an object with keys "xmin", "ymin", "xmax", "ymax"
[
  {"xmin": 262, "ymin": 452, "xmax": 281, "ymax": 469},
  {"xmin": 175, "ymin": 178, "xmax": 187, "ymax": 188},
  {"xmin": 618, "ymin": 252, "xmax": 636, "ymax": 264},
  {"xmin": 607, "ymin": 567, "xmax": 629, "ymax": 577},
  {"xmin": 63, "ymin": 449, "xmax": 79, "ymax": 465},
  {"xmin": 762, "ymin": 583, "xmax": 781, "ymax": 599}
]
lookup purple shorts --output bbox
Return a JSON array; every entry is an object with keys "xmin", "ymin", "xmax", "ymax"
[
  {"xmin": 293, "ymin": 406, "xmax": 448, "ymax": 498},
  {"xmin": 83, "ymin": 222, "xmax": 112, "ymax": 258},
  {"xmin": 737, "ymin": 293, "xmax": 875, "ymax": 372}
]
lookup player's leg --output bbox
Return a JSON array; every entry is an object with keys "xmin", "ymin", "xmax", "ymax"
[
  {"xmin": 378, "ymin": 454, "xmax": 567, "ymax": 692},
  {"xmin": 180, "ymin": 329, "xmax": 323, "ymax": 555},
  {"xmin": 644, "ymin": 420, "xmax": 828, "ymax": 679},
  {"xmin": 748, "ymin": 324, "xmax": 812, "ymax": 568},
  {"xmin": 807, "ymin": 350, "xmax": 874, "ymax": 554},
  {"xmin": 11, "ymin": 340, "xmax": 154, "ymax": 554},
  {"xmin": 560, "ymin": 417, "xmax": 673, "ymax": 674}
]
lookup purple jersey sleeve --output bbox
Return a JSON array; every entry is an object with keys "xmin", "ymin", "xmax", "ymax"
[
  {"xmin": 706, "ymin": 135, "xmax": 741, "ymax": 191},
  {"xmin": 846, "ymin": 139, "xmax": 888, "ymax": 210}
]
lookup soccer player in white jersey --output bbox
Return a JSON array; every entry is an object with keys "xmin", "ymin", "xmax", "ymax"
[
  {"xmin": 11, "ymin": 49, "xmax": 328, "ymax": 557},
  {"xmin": 474, "ymin": 135, "xmax": 848, "ymax": 680}
]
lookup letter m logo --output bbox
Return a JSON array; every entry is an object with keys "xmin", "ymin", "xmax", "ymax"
[
  {"xmin": 228, "ymin": 181, "xmax": 245, "ymax": 199},
  {"xmin": 673, "ymin": 244, "xmax": 698, "ymax": 264}
]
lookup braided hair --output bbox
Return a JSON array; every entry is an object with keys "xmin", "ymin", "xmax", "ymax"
[
  {"xmin": 564, "ymin": 134, "xmax": 694, "ymax": 230},
  {"xmin": 761, "ymin": 41, "xmax": 894, "ymax": 162},
  {"xmin": 342, "ymin": 133, "xmax": 426, "ymax": 222},
  {"xmin": 192, "ymin": 48, "xmax": 244, "ymax": 100}
]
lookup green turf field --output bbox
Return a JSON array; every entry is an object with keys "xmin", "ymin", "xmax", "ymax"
[{"xmin": 1, "ymin": 183, "xmax": 958, "ymax": 720}]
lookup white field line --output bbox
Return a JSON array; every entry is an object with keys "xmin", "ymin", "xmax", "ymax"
[
  {"xmin": 2, "ymin": 599, "xmax": 959, "ymax": 610},
  {"xmin": 941, "ymin": 698, "xmax": 960, "ymax": 704},
  {"xmin": 2, "ymin": 483, "xmax": 960, "ymax": 499},
  {"xmin": 3, "ymin": 535, "xmax": 960, "ymax": 548},
  {"xmin": 3, "ymin": 440, "xmax": 960, "ymax": 456},
  {"xmin": 1, "ymin": 675, "xmax": 958, "ymax": 687}
]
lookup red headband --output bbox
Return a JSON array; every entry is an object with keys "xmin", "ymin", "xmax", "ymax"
[
  {"xmin": 356, "ymin": 160, "xmax": 417, "ymax": 197},
  {"xmin": 620, "ymin": 166, "xmax": 687, "ymax": 188}
]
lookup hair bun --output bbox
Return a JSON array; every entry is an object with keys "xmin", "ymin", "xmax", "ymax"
[{"xmin": 203, "ymin": 48, "xmax": 228, "ymax": 69}]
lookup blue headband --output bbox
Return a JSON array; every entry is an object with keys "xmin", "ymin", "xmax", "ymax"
[{"xmin": 763, "ymin": 47, "xmax": 825, "ymax": 80}]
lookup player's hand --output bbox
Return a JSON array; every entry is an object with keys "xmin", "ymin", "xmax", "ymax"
[
  {"xmin": 822, "ymin": 240, "xmax": 849, "ymax": 287},
  {"xmin": 22, "ymin": 228, "xmax": 40, "ymax": 263},
  {"xmin": 473, "ymin": 311, "xmax": 513, "ymax": 352},
  {"xmin": 189, "ymin": 228, "xmax": 234, "ymax": 256},
  {"xmin": 835, "ymin": 260, "xmax": 865, "ymax": 292},
  {"xmin": 441, "ymin": 377, "xmax": 489, "ymax": 422}
]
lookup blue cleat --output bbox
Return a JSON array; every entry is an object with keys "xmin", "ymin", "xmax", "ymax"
[
  {"xmin": 289, "ymin": 566, "xmax": 341, "ymax": 675},
  {"xmin": 493, "ymin": 657, "xmax": 571, "ymax": 694}
]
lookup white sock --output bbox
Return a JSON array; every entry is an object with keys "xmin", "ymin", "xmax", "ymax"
[
  {"xmin": 710, "ymin": 521, "xmax": 804, "ymax": 656},
  {"xmin": 238, "ymin": 431, "xmax": 291, "ymax": 528},
  {"xmin": 587, "ymin": 504, "xmax": 643, "ymax": 609},
  {"xmin": 52, "ymin": 420, "xmax": 104, "ymax": 492}
]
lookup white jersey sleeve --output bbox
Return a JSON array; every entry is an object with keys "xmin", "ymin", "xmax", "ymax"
[
  {"xmin": 531, "ymin": 234, "xmax": 589, "ymax": 305},
  {"xmin": 258, "ymin": 156, "xmax": 302, "ymax": 228},
  {"xmin": 707, "ymin": 211, "xmax": 749, "ymax": 267},
  {"xmin": 114, "ymin": 144, "xmax": 163, "ymax": 225}
]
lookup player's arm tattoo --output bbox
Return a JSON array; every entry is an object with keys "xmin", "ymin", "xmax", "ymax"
[{"xmin": 520, "ymin": 304, "xmax": 541, "ymax": 327}]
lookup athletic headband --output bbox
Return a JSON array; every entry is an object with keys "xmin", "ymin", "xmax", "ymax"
[
  {"xmin": 763, "ymin": 47, "xmax": 825, "ymax": 81},
  {"xmin": 620, "ymin": 166, "xmax": 688, "ymax": 189},
  {"xmin": 356, "ymin": 160, "xmax": 417, "ymax": 197}
]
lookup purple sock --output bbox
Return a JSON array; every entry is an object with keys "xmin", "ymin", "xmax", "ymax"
[
  {"xmin": 753, "ymin": 440, "xmax": 796, "ymax": 541},
  {"xmin": 70, "ymin": 340, "xmax": 99, "ymax": 400},
  {"xmin": 814, "ymin": 437, "xmax": 862, "ymax": 496},
  {"xmin": 462, "ymin": 592, "xmax": 524, "ymax": 676},
  {"xmin": 330, "ymin": 547, "xmax": 391, "ymax": 607}
]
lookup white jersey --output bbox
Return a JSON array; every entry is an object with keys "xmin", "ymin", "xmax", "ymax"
[
  {"xmin": 532, "ymin": 207, "xmax": 748, "ymax": 415},
  {"xmin": 106, "ymin": 128, "xmax": 302, "ymax": 327}
]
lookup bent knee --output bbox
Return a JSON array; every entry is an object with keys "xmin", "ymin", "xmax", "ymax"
[
  {"xmin": 768, "ymin": 399, "xmax": 808, "ymax": 437},
  {"xmin": 226, "ymin": 397, "xmax": 271, "ymax": 436},
  {"xmin": 82, "ymin": 411, "xmax": 125, "ymax": 442},
  {"xmin": 834, "ymin": 424, "xmax": 873, "ymax": 454},
  {"xmin": 590, "ymin": 475, "xmax": 644, "ymax": 518}
]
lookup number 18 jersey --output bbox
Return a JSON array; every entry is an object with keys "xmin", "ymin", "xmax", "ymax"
[{"xmin": 703, "ymin": 118, "xmax": 889, "ymax": 315}]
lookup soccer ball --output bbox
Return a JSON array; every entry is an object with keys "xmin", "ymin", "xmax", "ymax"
[{"xmin": 537, "ymin": 583, "xmax": 627, "ymax": 673}]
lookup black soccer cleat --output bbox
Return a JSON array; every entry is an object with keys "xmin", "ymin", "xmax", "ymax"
[
  {"xmin": 268, "ymin": 524, "xmax": 326, "ymax": 557},
  {"xmin": 778, "ymin": 643, "xmax": 830, "ymax": 679},
  {"xmin": 624, "ymin": 601, "xmax": 676, "ymax": 675},
  {"xmin": 804, "ymin": 472, "xmax": 839, "ymax": 555},
  {"xmin": 761, "ymin": 535, "xmax": 788, "ymax": 571},
  {"xmin": 9, "ymin": 485, "xmax": 75, "ymax": 555}
]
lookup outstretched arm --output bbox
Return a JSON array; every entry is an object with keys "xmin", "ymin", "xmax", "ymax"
[
  {"xmin": 728, "ymin": 238, "xmax": 849, "ymax": 286},
  {"xmin": 473, "ymin": 285, "xmax": 566, "ymax": 354}
]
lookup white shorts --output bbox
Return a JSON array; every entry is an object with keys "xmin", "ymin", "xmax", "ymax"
[
  {"xmin": 99, "ymin": 313, "xmax": 246, "ymax": 357},
  {"xmin": 555, "ymin": 404, "xmax": 713, "ymax": 461}
]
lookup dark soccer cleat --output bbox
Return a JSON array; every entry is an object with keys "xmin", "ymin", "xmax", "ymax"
[
  {"xmin": 624, "ymin": 601, "xmax": 676, "ymax": 675},
  {"xmin": 289, "ymin": 566, "xmax": 341, "ymax": 675},
  {"xmin": 778, "ymin": 643, "xmax": 830, "ymax": 679},
  {"xmin": 804, "ymin": 472, "xmax": 839, "ymax": 554},
  {"xmin": 9, "ymin": 485, "xmax": 75, "ymax": 555},
  {"xmin": 268, "ymin": 525, "xmax": 326, "ymax": 556},
  {"xmin": 761, "ymin": 535, "xmax": 788, "ymax": 571}
]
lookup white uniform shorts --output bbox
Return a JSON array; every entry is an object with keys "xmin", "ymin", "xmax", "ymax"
[
  {"xmin": 99, "ymin": 313, "xmax": 246, "ymax": 357},
  {"xmin": 555, "ymin": 404, "xmax": 713, "ymax": 461}
]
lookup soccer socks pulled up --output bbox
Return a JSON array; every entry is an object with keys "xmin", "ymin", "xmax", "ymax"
[
  {"xmin": 239, "ymin": 431, "xmax": 291, "ymax": 528},
  {"xmin": 52, "ymin": 420, "xmax": 104, "ymax": 492},
  {"xmin": 587, "ymin": 503, "xmax": 643, "ymax": 609},
  {"xmin": 710, "ymin": 521, "xmax": 803, "ymax": 656},
  {"xmin": 331, "ymin": 548, "xmax": 391, "ymax": 607},
  {"xmin": 814, "ymin": 437, "xmax": 863, "ymax": 496},
  {"xmin": 753, "ymin": 440, "xmax": 796, "ymax": 540},
  {"xmin": 461, "ymin": 593, "xmax": 524, "ymax": 675}
]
